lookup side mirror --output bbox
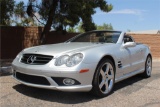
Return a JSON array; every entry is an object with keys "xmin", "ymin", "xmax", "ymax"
[
  {"xmin": 124, "ymin": 38, "xmax": 129, "ymax": 43},
  {"xmin": 123, "ymin": 42, "xmax": 136, "ymax": 48}
]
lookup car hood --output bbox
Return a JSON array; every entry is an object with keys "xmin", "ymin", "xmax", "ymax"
[{"xmin": 23, "ymin": 42, "xmax": 113, "ymax": 57}]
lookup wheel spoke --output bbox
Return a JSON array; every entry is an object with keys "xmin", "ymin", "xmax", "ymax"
[
  {"xmin": 105, "ymin": 64, "xmax": 109, "ymax": 74},
  {"xmin": 147, "ymin": 58, "xmax": 151, "ymax": 66},
  {"xmin": 148, "ymin": 62, "xmax": 151, "ymax": 67},
  {"xmin": 148, "ymin": 67, "xmax": 151, "ymax": 72},
  {"xmin": 100, "ymin": 69, "xmax": 105, "ymax": 79},
  {"xmin": 108, "ymin": 74, "xmax": 113, "ymax": 80},
  {"xmin": 105, "ymin": 79, "xmax": 109, "ymax": 92},
  {"xmin": 99, "ymin": 80, "xmax": 105, "ymax": 89}
]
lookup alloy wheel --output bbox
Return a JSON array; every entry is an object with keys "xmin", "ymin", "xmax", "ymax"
[
  {"xmin": 98, "ymin": 62, "xmax": 114, "ymax": 94},
  {"xmin": 146, "ymin": 57, "xmax": 152, "ymax": 76}
]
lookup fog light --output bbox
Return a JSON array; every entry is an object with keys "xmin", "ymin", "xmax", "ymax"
[{"xmin": 63, "ymin": 78, "xmax": 75, "ymax": 85}]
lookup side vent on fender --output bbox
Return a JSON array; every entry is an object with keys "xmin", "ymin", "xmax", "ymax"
[{"xmin": 118, "ymin": 61, "xmax": 122, "ymax": 68}]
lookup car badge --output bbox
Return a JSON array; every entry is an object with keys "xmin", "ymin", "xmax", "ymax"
[{"xmin": 27, "ymin": 55, "xmax": 37, "ymax": 64}]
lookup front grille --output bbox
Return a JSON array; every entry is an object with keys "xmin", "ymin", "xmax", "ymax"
[
  {"xmin": 16, "ymin": 72, "xmax": 50, "ymax": 85},
  {"xmin": 21, "ymin": 54, "xmax": 53, "ymax": 65}
]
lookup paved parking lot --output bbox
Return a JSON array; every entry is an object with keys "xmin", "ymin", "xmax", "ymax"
[{"xmin": 0, "ymin": 61, "xmax": 160, "ymax": 107}]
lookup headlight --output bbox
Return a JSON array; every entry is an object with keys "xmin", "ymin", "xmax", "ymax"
[
  {"xmin": 55, "ymin": 53, "xmax": 83, "ymax": 67},
  {"xmin": 66, "ymin": 53, "xmax": 83, "ymax": 67},
  {"xmin": 55, "ymin": 55, "xmax": 70, "ymax": 66}
]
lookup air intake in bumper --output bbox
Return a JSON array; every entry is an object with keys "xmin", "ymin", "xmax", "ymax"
[{"xmin": 15, "ymin": 72, "xmax": 50, "ymax": 85}]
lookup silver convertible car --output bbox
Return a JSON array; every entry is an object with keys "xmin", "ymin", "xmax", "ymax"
[{"xmin": 12, "ymin": 30, "xmax": 152, "ymax": 97}]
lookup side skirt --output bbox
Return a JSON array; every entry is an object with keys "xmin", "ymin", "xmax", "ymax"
[{"xmin": 115, "ymin": 68, "xmax": 144, "ymax": 83}]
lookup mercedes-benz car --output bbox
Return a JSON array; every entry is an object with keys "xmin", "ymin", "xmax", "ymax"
[{"xmin": 12, "ymin": 30, "xmax": 152, "ymax": 97}]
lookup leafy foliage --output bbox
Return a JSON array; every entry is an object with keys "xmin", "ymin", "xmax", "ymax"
[
  {"xmin": 14, "ymin": 1, "xmax": 25, "ymax": 18},
  {"xmin": 67, "ymin": 22, "xmax": 113, "ymax": 33},
  {"xmin": 13, "ymin": 1, "xmax": 39, "ymax": 26},
  {"xmin": 0, "ymin": 0, "xmax": 39, "ymax": 26},
  {"xmin": 67, "ymin": 27, "xmax": 76, "ymax": 33},
  {"xmin": 36, "ymin": 0, "xmax": 113, "ymax": 32},
  {"xmin": 0, "ymin": 0, "xmax": 15, "ymax": 25},
  {"xmin": 96, "ymin": 23, "xmax": 113, "ymax": 30}
]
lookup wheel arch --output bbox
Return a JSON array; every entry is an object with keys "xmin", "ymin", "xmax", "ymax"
[
  {"xmin": 100, "ymin": 55, "xmax": 116, "ymax": 70},
  {"xmin": 147, "ymin": 53, "xmax": 152, "ymax": 59},
  {"xmin": 95, "ymin": 55, "xmax": 116, "ymax": 74}
]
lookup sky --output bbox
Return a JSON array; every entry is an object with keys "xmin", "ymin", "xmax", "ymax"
[
  {"xmin": 17, "ymin": 0, "xmax": 160, "ymax": 32},
  {"xmin": 93, "ymin": 0, "xmax": 160, "ymax": 31}
]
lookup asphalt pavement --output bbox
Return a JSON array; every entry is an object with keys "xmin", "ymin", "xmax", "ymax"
[{"xmin": 0, "ymin": 60, "xmax": 160, "ymax": 107}]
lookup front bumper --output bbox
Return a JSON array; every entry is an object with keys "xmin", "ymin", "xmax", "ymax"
[
  {"xmin": 13, "ymin": 74, "xmax": 92, "ymax": 92},
  {"xmin": 12, "ymin": 59, "xmax": 97, "ymax": 92}
]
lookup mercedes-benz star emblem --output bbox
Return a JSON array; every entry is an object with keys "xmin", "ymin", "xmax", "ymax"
[{"xmin": 27, "ymin": 55, "xmax": 37, "ymax": 64}]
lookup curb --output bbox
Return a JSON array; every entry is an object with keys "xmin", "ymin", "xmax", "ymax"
[{"xmin": 0, "ymin": 66, "xmax": 12, "ymax": 76}]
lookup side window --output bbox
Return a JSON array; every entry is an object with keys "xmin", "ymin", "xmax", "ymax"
[{"xmin": 123, "ymin": 35, "xmax": 134, "ymax": 43}]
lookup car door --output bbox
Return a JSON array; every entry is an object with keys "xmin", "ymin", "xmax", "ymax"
[
  {"xmin": 117, "ymin": 47, "xmax": 131, "ymax": 75},
  {"xmin": 123, "ymin": 35, "xmax": 143, "ymax": 73}
]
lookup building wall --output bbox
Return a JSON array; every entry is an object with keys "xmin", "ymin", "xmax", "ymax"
[
  {"xmin": 0, "ymin": 26, "xmax": 43, "ymax": 59},
  {"xmin": 0, "ymin": 26, "xmax": 78, "ymax": 59},
  {"xmin": 130, "ymin": 34, "xmax": 160, "ymax": 58}
]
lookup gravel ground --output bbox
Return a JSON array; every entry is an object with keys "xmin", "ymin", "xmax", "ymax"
[{"xmin": 0, "ymin": 61, "xmax": 160, "ymax": 107}]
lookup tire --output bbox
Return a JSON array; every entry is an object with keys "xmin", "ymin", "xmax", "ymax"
[
  {"xmin": 142, "ymin": 56, "xmax": 152, "ymax": 78},
  {"xmin": 91, "ymin": 59, "xmax": 115, "ymax": 97}
]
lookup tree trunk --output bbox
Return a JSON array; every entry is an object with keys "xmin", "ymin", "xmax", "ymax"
[{"xmin": 40, "ymin": 1, "xmax": 58, "ymax": 44}]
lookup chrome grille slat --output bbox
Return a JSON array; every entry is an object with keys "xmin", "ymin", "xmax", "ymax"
[
  {"xmin": 20, "ymin": 54, "xmax": 53, "ymax": 65},
  {"xmin": 31, "ymin": 60, "xmax": 51, "ymax": 62}
]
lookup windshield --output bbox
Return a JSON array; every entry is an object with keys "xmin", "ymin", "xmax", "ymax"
[{"xmin": 68, "ymin": 31, "xmax": 121, "ymax": 43}]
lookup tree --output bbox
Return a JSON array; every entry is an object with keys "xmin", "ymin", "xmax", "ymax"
[
  {"xmin": 14, "ymin": 1, "xmax": 38, "ymax": 26},
  {"xmin": 0, "ymin": 0, "xmax": 39, "ymax": 26},
  {"xmin": 0, "ymin": 0, "xmax": 15, "ymax": 25},
  {"xmin": 27, "ymin": 0, "xmax": 113, "ymax": 44},
  {"xmin": 14, "ymin": 1, "xmax": 25, "ymax": 19},
  {"xmin": 67, "ymin": 27, "xmax": 76, "ymax": 33},
  {"xmin": 96, "ymin": 23, "xmax": 113, "ymax": 30},
  {"xmin": 68, "ymin": 22, "xmax": 85, "ymax": 33},
  {"xmin": 67, "ymin": 22, "xmax": 114, "ymax": 33},
  {"xmin": 75, "ymin": 22, "xmax": 85, "ymax": 33},
  {"xmin": 127, "ymin": 29, "xmax": 131, "ymax": 32}
]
